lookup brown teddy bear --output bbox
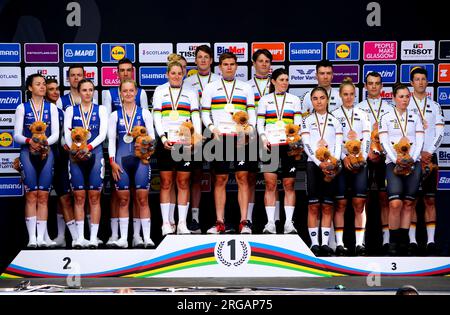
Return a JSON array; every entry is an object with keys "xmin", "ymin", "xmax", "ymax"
[
  {"xmin": 70, "ymin": 127, "xmax": 91, "ymax": 162},
  {"xmin": 232, "ymin": 111, "xmax": 252, "ymax": 145},
  {"xmin": 178, "ymin": 121, "xmax": 203, "ymax": 147},
  {"xmin": 421, "ymin": 159, "xmax": 438, "ymax": 179},
  {"xmin": 315, "ymin": 146, "xmax": 340, "ymax": 182},
  {"xmin": 131, "ymin": 126, "xmax": 155, "ymax": 165},
  {"xmin": 29, "ymin": 121, "xmax": 49, "ymax": 160},
  {"xmin": 345, "ymin": 139, "xmax": 366, "ymax": 172},
  {"xmin": 285, "ymin": 123, "xmax": 303, "ymax": 160},
  {"xmin": 370, "ymin": 125, "xmax": 383, "ymax": 155},
  {"xmin": 13, "ymin": 157, "xmax": 21, "ymax": 172},
  {"xmin": 393, "ymin": 138, "xmax": 415, "ymax": 176}
]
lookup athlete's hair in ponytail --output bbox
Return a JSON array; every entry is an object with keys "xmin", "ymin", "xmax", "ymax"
[
  {"xmin": 119, "ymin": 79, "xmax": 138, "ymax": 91},
  {"xmin": 269, "ymin": 68, "xmax": 288, "ymax": 94},
  {"xmin": 392, "ymin": 82, "xmax": 409, "ymax": 97},
  {"xmin": 339, "ymin": 76, "xmax": 355, "ymax": 94},
  {"xmin": 77, "ymin": 78, "xmax": 95, "ymax": 92}
]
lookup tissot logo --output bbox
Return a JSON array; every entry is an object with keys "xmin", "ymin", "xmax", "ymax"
[
  {"xmin": 401, "ymin": 41, "xmax": 435, "ymax": 60},
  {"xmin": 176, "ymin": 43, "xmax": 210, "ymax": 62},
  {"xmin": 25, "ymin": 67, "xmax": 60, "ymax": 82}
]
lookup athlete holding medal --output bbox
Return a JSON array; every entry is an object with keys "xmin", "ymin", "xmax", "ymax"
[
  {"xmin": 257, "ymin": 68, "xmax": 302, "ymax": 234},
  {"xmin": 379, "ymin": 83, "xmax": 424, "ymax": 256},
  {"xmin": 331, "ymin": 78, "xmax": 371, "ymax": 256},
  {"xmin": 302, "ymin": 87, "xmax": 343, "ymax": 256},
  {"xmin": 108, "ymin": 80, "xmax": 155, "ymax": 248},
  {"xmin": 153, "ymin": 60, "xmax": 201, "ymax": 236},
  {"xmin": 356, "ymin": 71, "xmax": 394, "ymax": 253},
  {"xmin": 407, "ymin": 67, "xmax": 444, "ymax": 255},
  {"xmin": 64, "ymin": 79, "xmax": 108, "ymax": 249},
  {"xmin": 202, "ymin": 52, "xmax": 256, "ymax": 234},
  {"xmin": 14, "ymin": 74, "xmax": 60, "ymax": 248}
]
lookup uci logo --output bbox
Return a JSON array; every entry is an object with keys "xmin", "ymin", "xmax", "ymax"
[{"xmin": 336, "ymin": 44, "xmax": 350, "ymax": 59}]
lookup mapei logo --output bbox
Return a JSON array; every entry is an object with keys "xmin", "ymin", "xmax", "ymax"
[
  {"xmin": 438, "ymin": 64, "xmax": 450, "ymax": 83},
  {"xmin": 362, "ymin": 64, "xmax": 397, "ymax": 83},
  {"xmin": 0, "ymin": 43, "xmax": 21, "ymax": 63},
  {"xmin": 0, "ymin": 90, "xmax": 22, "ymax": 110},
  {"xmin": 438, "ymin": 87, "xmax": 450, "ymax": 105},
  {"xmin": 289, "ymin": 42, "xmax": 323, "ymax": 62},
  {"xmin": 400, "ymin": 64, "xmax": 434, "ymax": 83},
  {"xmin": 288, "ymin": 65, "xmax": 316, "ymax": 84},
  {"xmin": 401, "ymin": 41, "xmax": 435, "ymax": 60},
  {"xmin": 214, "ymin": 43, "xmax": 248, "ymax": 62},
  {"xmin": 101, "ymin": 43, "xmax": 135, "ymax": 63},
  {"xmin": 63, "ymin": 43, "xmax": 97, "ymax": 63},
  {"xmin": 326, "ymin": 42, "xmax": 360, "ymax": 61}
]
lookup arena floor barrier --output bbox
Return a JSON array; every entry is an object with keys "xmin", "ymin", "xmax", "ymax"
[{"xmin": 1, "ymin": 235, "xmax": 450, "ymax": 279}]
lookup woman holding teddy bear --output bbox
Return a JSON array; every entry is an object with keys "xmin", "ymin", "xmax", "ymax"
[{"xmin": 64, "ymin": 79, "xmax": 108, "ymax": 249}]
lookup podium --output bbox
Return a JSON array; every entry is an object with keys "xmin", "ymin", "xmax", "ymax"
[{"xmin": 2, "ymin": 235, "xmax": 449, "ymax": 279}]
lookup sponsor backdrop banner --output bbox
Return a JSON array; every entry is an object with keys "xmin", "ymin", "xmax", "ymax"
[
  {"xmin": 0, "ymin": 43, "xmax": 21, "ymax": 63},
  {"xmin": 63, "ymin": 43, "xmax": 97, "ymax": 63},
  {"xmin": 0, "ymin": 90, "xmax": 21, "ymax": 110},
  {"xmin": 24, "ymin": 43, "xmax": 59, "ymax": 63},
  {"xmin": 289, "ymin": 42, "xmax": 323, "ymax": 62},
  {"xmin": 363, "ymin": 41, "xmax": 397, "ymax": 61}
]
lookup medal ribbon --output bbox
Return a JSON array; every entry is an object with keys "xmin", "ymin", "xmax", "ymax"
[
  {"xmin": 314, "ymin": 112, "xmax": 329, "ymax": 140},
  {"xmin": 79, "ymin": 103, "xmax": 93, "ymax": 131},
  {"xmin": 122, "ymin": 104, "xmax": 137, "ymax": 136},
  {"xmin": 274, "ymin": 93, "xmax": 286, "ymax": 123},
  {"xmin": 341, "ymin": 106, "xmax": 355, "ymax": 130},
  {"xmin": 169, "ymin": 86, "xmax": 183, "ymax": 111},
  {"xmin": 367, "ymin": 98, "xmax": 383, "ymax": 123},
  {"xmin": 196, "ymin": 73, "xmax": 211, "ymax": 92},
  {"xmin": 221, "ymin": 79, "xmax": 236, "ymax": 105},
  {"xmin": 254, "ymin": 77, "xmax": 270, "ymax": 98},
  {"xmin": 30, "ymin": 99, "xmax": 44, "ymax": 122},
  {"xmin": 412, "ymin": 95, "xmax": 427, "ymax": 125},
  {"xmin": 394, "ymin": 109, "xmax": 408, "ymax": 138}
]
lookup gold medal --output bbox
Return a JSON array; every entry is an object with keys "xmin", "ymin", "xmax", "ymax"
[
  {"xmin": 225, "ymin": 103, "xmax": 234, "ymax": 113},
  {"xmin": 317, "ymin": 139, "xmax": 328, "ymax": 147},
  {"xmin": 169, "ymin": 110, "xmax": 179, "ymax": 121},
  {"xmin": 423, "ymin": 119, "xmax": 428, "ymax": 130},
  {"xmin": 87, "ymin": 131, "xmax": 92, "ymax": 140},
  {"xmin": 275, "ymin": 120, "xmax": 285, "ymax": 128},
  {"xmin": 347, "ymin": 130, "xmax": 358, "ymax": 140}
]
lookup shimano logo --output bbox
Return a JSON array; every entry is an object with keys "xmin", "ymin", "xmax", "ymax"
[
  {"xmin": 0, "ymin": 183, "xmax": 21, "ymax": 189},
  {"xmin": 439, "ymin": 176, "xmax": 450, "ymax": 184},
  {"xmin": 142, "ymin": 73, "xmax": 166, "ymax": 79},
  {"xmin": 291, "ymin": 49, "xmax": 321, "ymax": 54},
  {"xmin": 0, "ymin": 51, "xmax": 19, "ymax": 56}
]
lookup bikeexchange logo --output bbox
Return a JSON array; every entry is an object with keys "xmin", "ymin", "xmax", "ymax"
[{"xmin": 215, "ymin": 239, "xmax": 250, "ymax": 267}]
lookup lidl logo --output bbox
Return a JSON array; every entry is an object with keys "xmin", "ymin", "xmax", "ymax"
[
  {"xmin": 101, "ymin": 43, "xmax": 135, "ymax": 63},
  {"xmin": 326, "ymin": 42, "xmax": 360, "ymax": 61},
  {"xmin": 0, "ymin": 131, "xmax": 14, "ymax": 148}
]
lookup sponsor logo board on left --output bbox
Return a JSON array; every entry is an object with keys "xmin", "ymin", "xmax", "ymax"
[
  {"xmin": 0, "ymin": 113, "xmax": 15, "ymax": 127},
  {"xmin": 438, "ymin": 87, "xmax": 450, "ymax": 105},
  {"xmin": 63, "ymin": 43, "xmax": 97, "ymax": 63},
  {"xmin": 438, "ymin": 170, "xmax": 450, "ymax": 190},
  {"xmin": 139, "ymin": 43, "xmax": 173, "ymax": 63},
  {"xmin": 25, "ymin": 67, "xmax": 60, "ymax": 83},
  {"xmin": 0, "ymin": 152, "xmax": 20, "ymax": 174},
  {"xmin": 326, "ymin": 41, "xmax": 360, "ymax": 61},
  {"xmin": 288, "ymin": 65, "xmax": 316, "ymax": 85},
  {"xmin": 400, "ymin": 64, "xmax": 435, "ymax": 83},
  {"xmin": 439, "ymin": 40, "xmax": 450, "ymax": 60},
  {"xmin": 139, "ymin": 67, "xmax": 168, "ymax": 86},
  {"xmin": 0, "ymin": 43, "xmax": 21, "ymax": 63},
  {"xmin": 362, "ymin": 64, "xmax": 397, "ymax": 84},
  {"xmin": 101, "ymin": 43, "xmax": 135, "ymax": 63},
  {"xmin": 214, "ymin": 66, "xmax": 248, "ymax": 81},
  {"xmin": 214, "ymin": 43, "xmax": 248, "ymax": 63},
  {"xmin": 0, "ymin": 67, "xmax": 21, "ymax": 87},
  {"xmin": 251, "ymin": 42, "xmax": 285, "ymax": 62},
  {"xmin": 0, "ymin": 177, "xmax": 23, "ymax": 197},
  {"xmin": 401, "ymin": 40, "xmax": 435, "ymax": 61},
  {"xmin": 0, "ymin": 90, "xmax": 22, "ymax": 110},
  {"xmin": 438, "ymin": 64, "xmax": 450, "ymax": 83},
  {"xmin": 0, "ymin": 129, "xmax": 20, "ymax": 150},
  {"xmin": 63, "ymin": 66, "xmax": 98, "ymax": 86},
  {"xmin": 24, "ymin": 43, "xmax": 59, "ymax": 63},
  {"xmin": 331, "ymin": 64, "xmax": 360, "ymax": 84},
  {"xmin": 101, "ymin": 66, "xmax": 135, "ymax": 87}
]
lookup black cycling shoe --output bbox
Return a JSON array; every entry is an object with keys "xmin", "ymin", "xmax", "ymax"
[
  {"xmin": 387, "ymin": 243, "xmax": 398, "ymax": 256},
  {"xmin": 355, "ymin": 245, "xmax": 367, "ymax": 256},
  {"xmin": 335, "ymin": 245, "xmax": 348, "ymax": 256},
  {"xmin": 320, "ymin": 245, "xmax": 334, "ymax": 257},
  {"xmin": 426, "ymin": 242, "xmax": 438, "ymax": 256},
  {"xmin": 407, "ymin": 242, "xmax": 419, "ymax": 256},
  {"xmin": 310, "ymin": 245, "xmax": 321, "ymax": 256}
]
